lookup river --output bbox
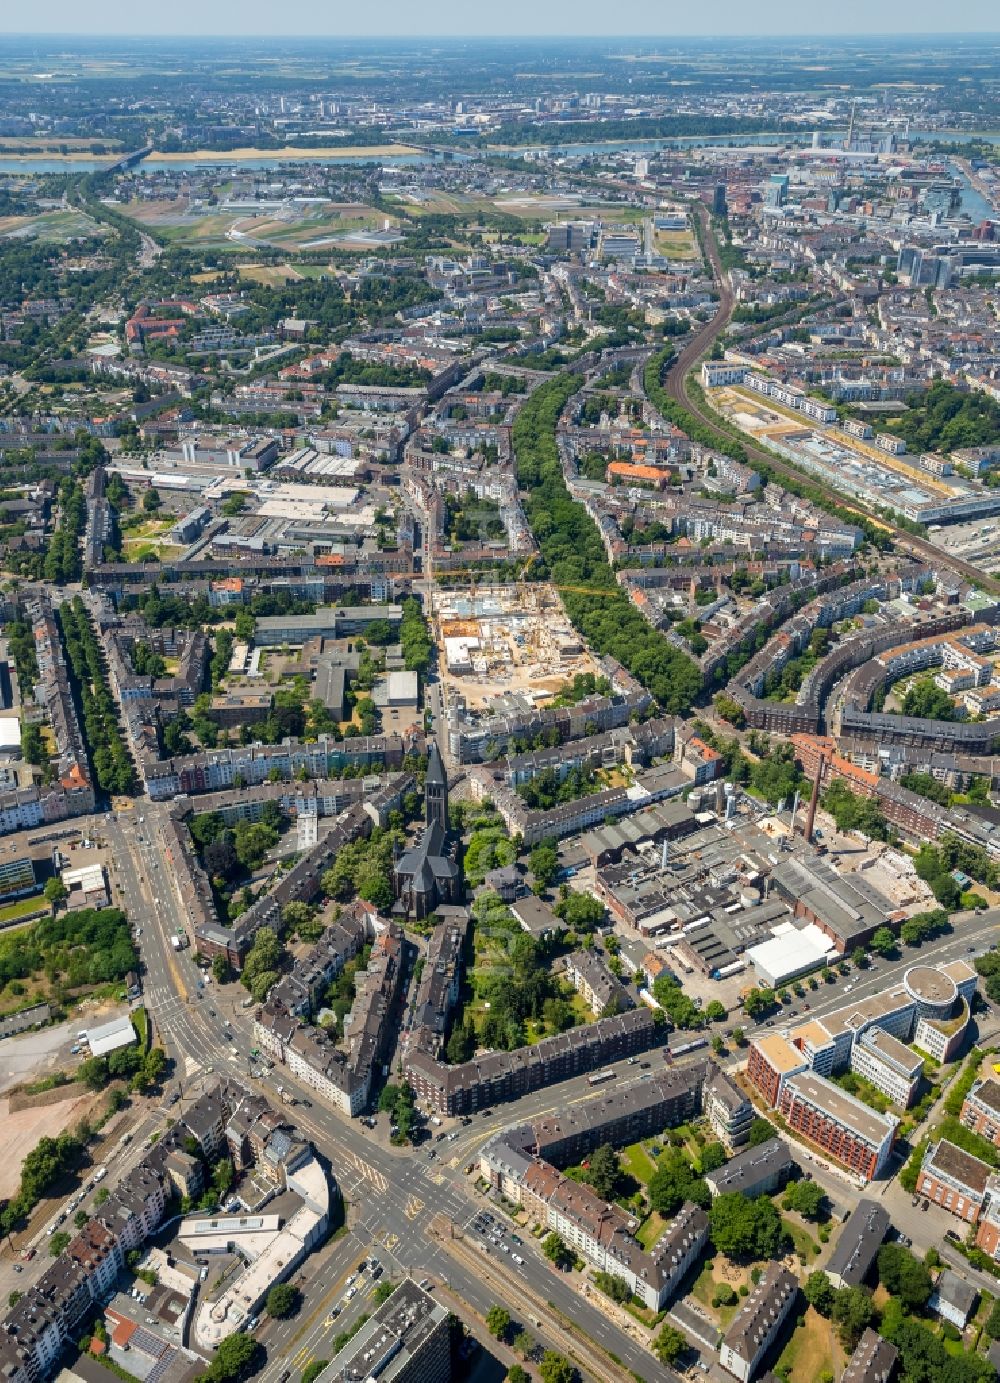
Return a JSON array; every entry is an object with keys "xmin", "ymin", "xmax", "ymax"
[{"xmin": 0, "ymin": 127, "xmax": 997, "ymax": 178}]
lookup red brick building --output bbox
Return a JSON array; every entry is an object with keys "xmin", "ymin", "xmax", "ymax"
[
  {"xmin": 746, "ymin": 1033, "xmax": 808, "ymax": 1107},
  {"xmin": 918, "ymin": 1139, "xmax": 991, "ymax": 1222},
  {"xmin": 777, "ymin": 1071, "xmax": 897, "ymax": 1181}
]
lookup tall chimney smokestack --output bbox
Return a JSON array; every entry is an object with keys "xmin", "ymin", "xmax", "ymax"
[{"xmin": 804, "ymin": 755, "xmax": 825, "ymax": 844}]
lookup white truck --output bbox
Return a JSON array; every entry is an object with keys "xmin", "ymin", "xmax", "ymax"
[{"xmin": 170, "ymin": 934, "xmax": 188, "ymax": 951}]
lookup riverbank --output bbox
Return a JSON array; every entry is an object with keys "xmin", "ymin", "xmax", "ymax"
[{"xmin": 146, "ymin": 143, "xmax": 421, "ymax": 162}]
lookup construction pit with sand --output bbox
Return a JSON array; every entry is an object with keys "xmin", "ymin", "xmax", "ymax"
[{"xmin": 434, "ymin": 582, "xmax": 603, "ymax": 710}]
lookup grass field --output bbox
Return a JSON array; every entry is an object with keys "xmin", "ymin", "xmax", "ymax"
[
  {"xmin": 0, "ymin": 896, "xmax": 45, "ymax": 929},
  {"xmin": 776, "ymin": 1307, "xmax": 841, "ymax": 1383},
  {"xmin": 0, "ymin": 136, "xmax": 123, "ymax": 150},
  {"xmin": 620, "ymin": 1141, "xmax": 658, "ymax": 1185},
  {"xmin": 783, "ymin": 1217, "xmax": 821, "ymax": 1262},
  {"xmin": 0, "ymin": 209, "xmax": 108, "ymax": 242},
  {"xmin": 655, "ymin": 228, "xmax": 699, "ymax": 259},
  {"xmin": 238, "ymin": 263, "xmax": 305, "ymax": 285},
  {"xmin": 635, "ymin": 1210, "xmax": 668, "ymax": 1249},
  {"xmin": 118, "ymin": 198, "xmax": 390, "ymax": 251},
  {"xmin": 123, "ymin": 541, "xmax": 184, "ymax": 561}
]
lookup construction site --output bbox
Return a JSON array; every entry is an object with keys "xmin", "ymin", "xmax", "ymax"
[{"xmin": 432, "ymin": 582, "xmax": 603, "ymax": 710}]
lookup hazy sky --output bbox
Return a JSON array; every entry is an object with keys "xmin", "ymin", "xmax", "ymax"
[{"xmin": 2, "ymin": 0, "xmax": 999, "ymax": 36}]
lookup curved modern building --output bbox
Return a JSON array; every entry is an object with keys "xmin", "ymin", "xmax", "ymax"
[{"xmin": 903, "ymin": 964, "xmax": 959, "ymax": 1021}]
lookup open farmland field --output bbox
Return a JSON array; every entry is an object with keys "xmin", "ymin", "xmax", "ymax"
[{"xmin": 237, "ymin": 263, "xmax": 306, "ymax": 285}]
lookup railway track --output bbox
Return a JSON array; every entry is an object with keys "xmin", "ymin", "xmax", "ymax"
[{"xmin": 661, "ymin": 208, "xmax": 1000, "ymax": 596}]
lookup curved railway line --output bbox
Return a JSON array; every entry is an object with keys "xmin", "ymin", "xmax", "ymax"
[{"xmin": 662, "ymin": 207, "xmax": 1000, "ymax": 596}]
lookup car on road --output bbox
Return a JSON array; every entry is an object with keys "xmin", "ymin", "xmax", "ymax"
[
  {"xmin": 12, "ymin": 1265, "xmax": 22, "ymax": 1274},
  {"xmin": 247, "ymin": 1317, "xmax": 259, "ymax": 1331},
  {"xmin": 512, "ymin": 1253, "xmax": 524, "ymax": 1265}
]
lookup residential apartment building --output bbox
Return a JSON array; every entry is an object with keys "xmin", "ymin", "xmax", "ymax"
[
  {"xmin": 824, "ymin": 1201, "xmax": 889, "ymax": 1290},
  {"xmin": 255, "ymin": 923, "xmax": 404, "ymax": 1117},
  {"xmin": 777, "ymin": 1071, "xmax": 898, "ymax": 1181},
  {"xmin": 704, "ymin": 1139, "xmax": 792, "ymax": 1200},
  {"xmin": 317, "ymin": 1279, "xmax": 449, "ymax": 1383},
  {"xmin": 719, "ymin": 1263, "xmax": 798, "ymax": 1382},
  {"xmin": 404, "ymin": 1005, "xmax": 664, "ymax": 1117},
  {"xmin": 841, "ymin": 1330, "xmax": 898, "ymax": 1383},
  {"xmin": 973, "ymin": 1174, "xmax": 1000, "ymax": 1259},
  {"xmin": 704, "ymin": 1065, "xmax": 754, "ymax": 1147},
  {"xmin": 563, "ymin": 949, "xmax": 634, "ymax": 1017}
]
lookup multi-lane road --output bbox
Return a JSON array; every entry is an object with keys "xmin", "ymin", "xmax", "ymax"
[
  {"xmin": 17, "ymin": 794, "xmax": 998, "ymax": 1382},
  {"xmin": 100, "ymin": 801, "xmax": 675, "ymax": 1383}
]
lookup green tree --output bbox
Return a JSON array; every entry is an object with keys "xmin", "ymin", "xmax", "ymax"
[
  {"xmin": 586, "ymin": 1144, "xmax": 622, "ymax": 1201},
  {"xmin": 743, "ymin": 987, "xmax": 775, "ymax": 1019},
  {"xmin": 539, "ymin": 1353, "xmax": 577, "ymax": 1383},
  {"xmin": 529, "ymin": 841, "xmax": 559, "ymax": 890},
  {"xmin": 648, "ymin": 1150, "xmax": 710, "ymax": 1215},
  {"xmin": 486, "ymin": 1305, "xmax": 511, "ymax": 1340},
  {"xmin": 700, "ymin": 1142, "xmax": 728, "ymax": 1174},
  {"xmin": 212, "ymin": 954, "xmax": 231, "ymax": 984},
  {"xmin": 43, "ymin": 877, "xmax": 68, "ymax": 911},
  {"xmin": 655, "ymin": 1324, "xmax": 687, "ymax": 1365},
  {"xmin": 804, "ymin": 1271, "xmax": 835, "ymax": 1316},
  {"xmin": 709, "ymin": 1193, "xmax": 783, "ymax": 1259},
  {"xmin": 513, "ymin": 1330, "xmax": 534, "ymax": 1359},
  {"xmin": 142, "ymin": 488, "xmax": 161, "ymax": 513},
  {"xmin": 783, "ymin": 1180, "xmax": 825, "ymax": 1220},
  {"xmin": 199, "ymin": 1332, "xmax": 262, "ymax": 1383},
  {"xmin": 831, "ymin": 1286, "xmax": 875, "ymax": 1350},
  {"xmin": 507, "ymin": 1368, "xmax": 530, "ymax": 1383},
  {"xmin": 877, "ymin": 1244, "xmax": 932, "ymax": 1312},
  {"xmin": 266, "ymin": 1283, "xmax": 299, "ymax": 1319},
  {"xmin": 49, "ymin": 1231, "xmax": 71, "ymax": 1255},
  {"xmin": 542, "ymin": 1232, "xmax": 571, "ymax": 1269},
  {"xmin": 748, "ymin": 1117, "xmax": 776, "ymax": 1147},
  {"xmin": 301, "ymin": 1362, "xmax": 328, "ymax": 1383},
  {"xmin": 870, "ymin": 927, "xmax": 895, "ymax": 956}
]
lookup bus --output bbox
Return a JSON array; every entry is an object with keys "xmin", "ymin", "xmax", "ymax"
[{"xmin": 588, "ymin": 1070, "xmax": 617, "ymax": 1087}]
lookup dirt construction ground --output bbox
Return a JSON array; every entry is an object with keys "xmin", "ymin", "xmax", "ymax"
[{"xmin": 0, "ymin": 1090, "xmax": 100, "ymax": 1199}]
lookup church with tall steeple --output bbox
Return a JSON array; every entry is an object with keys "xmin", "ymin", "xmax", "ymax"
[
  {"xmin": 392, "ymin": 741, "xmax": 461, "ymax": 919},
  {"xmin": 423, "ymin": 741, "xmax": 449, "ymax": 832}
]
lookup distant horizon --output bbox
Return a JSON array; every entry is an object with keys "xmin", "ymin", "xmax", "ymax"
[
  {"xmin": 2, "ymin": 30, "xmax": 1000, "ymax": 39},
  {"xmin": 1, "ymin": 0, "xmax": 999, "ymax": 39}
]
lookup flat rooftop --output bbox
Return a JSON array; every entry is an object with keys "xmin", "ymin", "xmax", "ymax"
[
  {"xmin": 924, "ymin": 1138, "xmax": 992, "ymax": 1195},
  {"xmin": 318, "ymin": 1279, "xmax": 447, "ymax": 1382},
  {"xmin": 784, "ymin": 1071, "xmax": 898, "ymax": 1146},
  {"xmin": 754, "ymin": 1032, "xmax": 807, "ymax": 1074},
  {"xmin": 904, "ymin": 964, "xmax": 958, "ymax": 1006}
]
